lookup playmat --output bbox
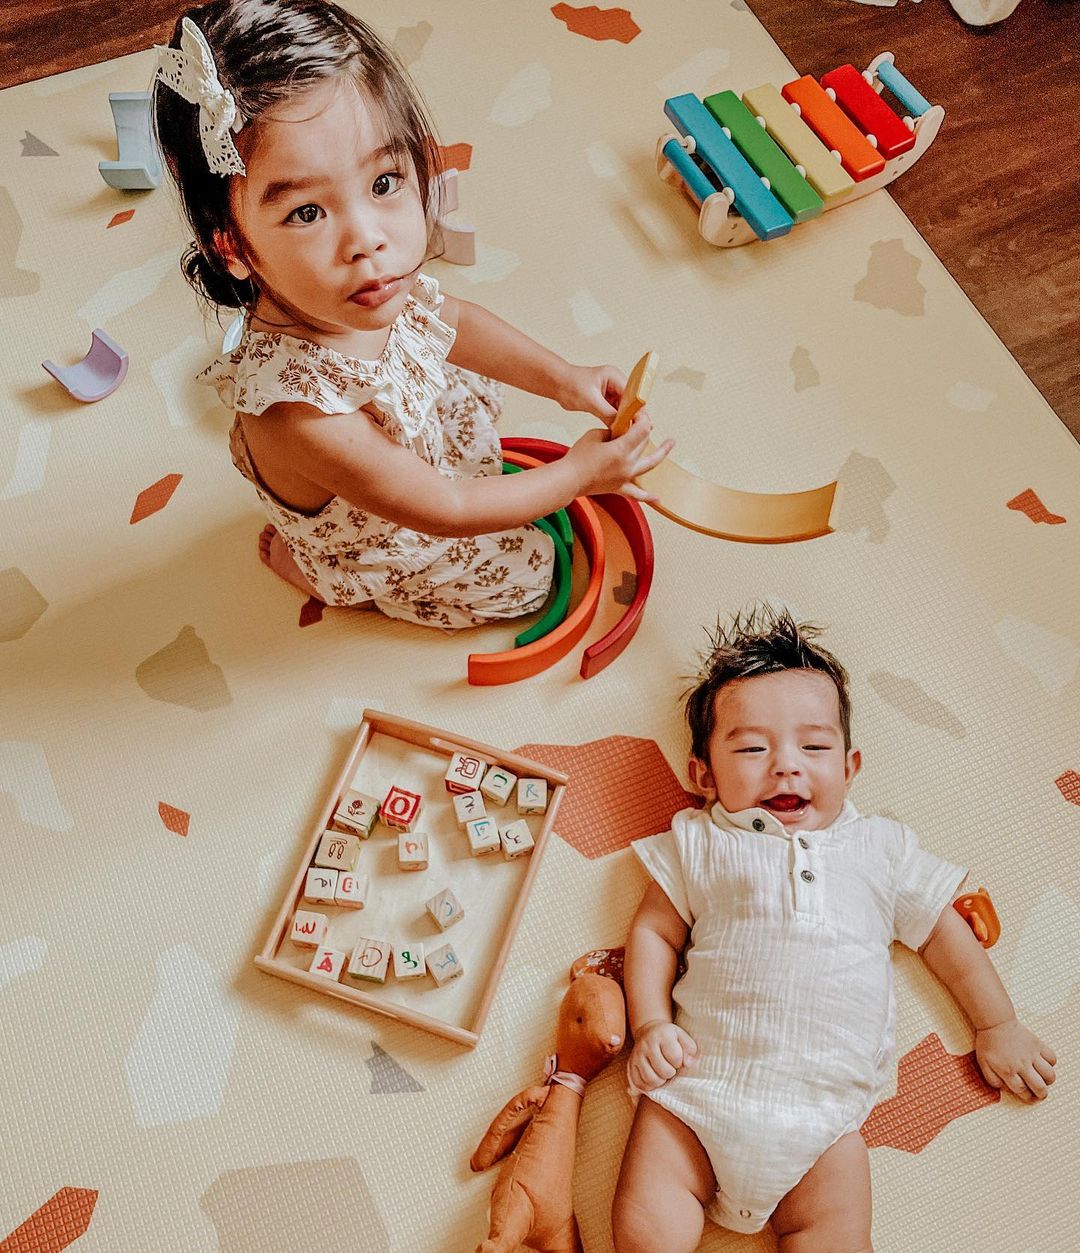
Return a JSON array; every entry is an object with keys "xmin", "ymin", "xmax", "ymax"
[{"xmin": 1, "ymin": 1, "xmax": 1077, "ymax": 1249}]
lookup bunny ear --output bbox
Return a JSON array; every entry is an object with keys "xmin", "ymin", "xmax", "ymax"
[{"xmin": 154, "ymin": 17, "xmax": 247, "ymax": 176}]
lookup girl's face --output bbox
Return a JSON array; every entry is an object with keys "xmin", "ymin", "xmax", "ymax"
[
  {"xmin": 689, "ymin": 670, "xmax": 861, "ymax": 832},
  {"xmin": 226, "ymin": 79, "xmax": 429, "ymax": 347}
]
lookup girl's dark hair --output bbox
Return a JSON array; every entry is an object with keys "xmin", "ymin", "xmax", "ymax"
[
  {"xmin": 152, "ymin": 0, "xmax": 443, "ymax": 311},
  {"xmin": 684, "ymin": 605, "xmax": 853, "ymax": 758}
]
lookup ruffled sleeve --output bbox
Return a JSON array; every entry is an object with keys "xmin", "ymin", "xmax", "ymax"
[
  {"xmin": 398, "ymin": 272, "xmax": 456, "ymax": 367},
  {"xmin": 196, "ymin": 332, "xmax": 383, "ymax": 418},
  {"xmin": 195, "ymin": 273, "xmax": 456, "ymax": 439}
]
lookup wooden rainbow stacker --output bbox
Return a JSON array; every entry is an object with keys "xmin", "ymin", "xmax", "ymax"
[{"xmin": 657, "ymin": 53, "xmax": 944, "ymax": 247}]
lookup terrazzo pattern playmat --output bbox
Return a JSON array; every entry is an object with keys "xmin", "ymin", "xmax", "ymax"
[{"xmin": 2, "ymin": 1, "xmax": 1077, "ymax": 1249}]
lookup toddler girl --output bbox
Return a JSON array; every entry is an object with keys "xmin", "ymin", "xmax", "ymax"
[
  {"xmin": 152, "ymin": 0, "xmax": 670, "ymax": 628},
  {"xmin": 613, "ymin": 606, "xmax": 1056, "ymax": 1253}
]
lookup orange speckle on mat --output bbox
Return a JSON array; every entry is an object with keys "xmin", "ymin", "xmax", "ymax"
[
  {"xmin": 861, "ymin": 1032, "xmax": 998, "ymax": 1153},
  {"xmin": 513, "ymin": 736, "xmax": 697, "ymax": 859},
  {"xmin": 107, "ymin": 209, "xmax": 135, "ymax": 229},
  {"xmin": 551, "ymin": 3, "xmax": 641, "ymax": 43},
  {"xmin": 436, "ymin": 143, "xmax": 472, "ymax": 173},
  {"xmin": 158, "ymin": 802, "xmax": 190, "ymax": 837},
  {"xmin": 1055, "ymin": 770, "xmax": 1080, "ymax": 806},
  {"xmin": 299, "ymin": 597, "xmax": 325, "ymax": 628},
  {"xmin": 1006, "ymin": 488, "xmax": 1066, "ymax": 525},
  {"xmin": 0, "ymin": 1186, "xmax": 98, "ymax": 1252},
  {"xmin": 130, "ymin": 473, "xmax": 182, "ymax": 524}
]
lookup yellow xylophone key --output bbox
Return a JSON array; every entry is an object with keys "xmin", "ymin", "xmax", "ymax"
[{"xmin": 742, "ymin": 83, "xmax": 854, "ymax": 207}]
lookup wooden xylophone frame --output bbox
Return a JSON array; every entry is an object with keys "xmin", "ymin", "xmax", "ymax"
[{"xmin": 656, "ymin": 52, "xmax": 945, "ymax": 248}]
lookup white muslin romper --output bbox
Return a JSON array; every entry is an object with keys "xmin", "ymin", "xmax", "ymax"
[
  {"xmin": 198, "ymin": 273, "xmax": 554, "ymax": 629},
  {"xmin": 632, "ymin": 799, "xmax": 967, "ymax": 1234}
]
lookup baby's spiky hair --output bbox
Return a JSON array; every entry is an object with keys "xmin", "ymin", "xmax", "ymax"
[{"xmin": 683, "ymin": 604, "xmax": 852, "ymax": 758}]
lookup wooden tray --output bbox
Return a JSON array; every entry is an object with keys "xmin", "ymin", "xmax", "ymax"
[{"xmin": 254, "ymin": 710, "xmax": 569, "ymax": 1047}]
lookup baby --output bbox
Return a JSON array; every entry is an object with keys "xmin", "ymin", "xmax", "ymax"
[
  {"xmin": 152, "ymin": 0, "xmax": 669, "ymax": 630},
  {"xmin": 613, "ymin": 606, "xmax": 1056, "ymax": 1252}
]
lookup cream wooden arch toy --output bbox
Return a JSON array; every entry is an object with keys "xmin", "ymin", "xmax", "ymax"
[
  {"xmin": 657, "ymin": 53, "xmax": 944, "ymax": 248},
  {"xmin": 609, "ymin": 353, "xmax": 838, "ymax": 543}
]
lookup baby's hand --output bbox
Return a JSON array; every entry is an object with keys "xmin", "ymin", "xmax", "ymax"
[
  {"xmin": 975, "ymin": 1017, "xmax": 1057, "ymax": 1101},
  {"xmin": 556, "ymin": 363, "xmax": 626, "ymax": 424},
  {"xmin": 627, "ymin": 1019, "xmax": 699, "ymax": 1093},
  {"xmin": 565, "ymin": 416, "xmax": 673, "ymax": 502}
]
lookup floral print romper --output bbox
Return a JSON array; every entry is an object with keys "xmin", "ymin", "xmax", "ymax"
[{"xmin": 198, "ymin": 273, "xmax": 554, "ymax": 629}]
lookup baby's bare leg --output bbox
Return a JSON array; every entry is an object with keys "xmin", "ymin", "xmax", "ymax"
[
  {"xmin": 770, "ymin": 1130, "xmax": 873, "ymax": 1253},
  {"xmin": 612, "ymin": 1098, "xmax": 716, "ymax": 1253}
]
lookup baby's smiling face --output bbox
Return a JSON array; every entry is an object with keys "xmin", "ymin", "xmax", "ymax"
[{"xmin": 689, "ymin": 670, "xmax": 861, "ymax": 832}]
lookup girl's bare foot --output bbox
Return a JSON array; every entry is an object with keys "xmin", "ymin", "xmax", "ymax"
[{"xmin": 258, "ymin": 524, "xmax": 322, "ymax": 599}]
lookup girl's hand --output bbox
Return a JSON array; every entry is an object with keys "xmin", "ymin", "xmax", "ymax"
[
  {"xmin": 564, "ymin": 413, "xmax": 674, "ymax": 502},
  {"xmin": 557, "ymin": 363, "xmax": 627, "ymax": 424},
  {"xmin": 975, "ymin": 1018, "xmax": 1057, "ymax": 1101},
  {"xmin": 628, "ymin": 1019, "xmax": 699, "ymax": 1093}
]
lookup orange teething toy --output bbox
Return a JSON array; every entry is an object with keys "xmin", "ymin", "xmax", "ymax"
[{"xmin": 953, "ymin": 887, "xmax": 1001, "ymax": 948}]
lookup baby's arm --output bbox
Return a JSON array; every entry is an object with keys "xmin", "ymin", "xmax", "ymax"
[
  {"xmin": 920, "ymin": 904, "xmax": 1057, "ymax": 1101},
  {"xmin": 260, "ymin": 398, "xmax": 665, "ymax": 537},
  {"xmin": 441, "ymin": 295, "xmax": 631, "ymax": 426},
  {"xmin": 625, "ymin": 882, "xmax": 699, "ymax": 1093}
]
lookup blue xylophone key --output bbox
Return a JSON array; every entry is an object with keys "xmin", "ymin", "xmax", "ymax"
[
  {"xmin": 661, "ymin": 138, "xmax": 717, "ymax": 205},
  {"xmin": 874, "ymin": 59, "xmax": 931, "ymax": 120},
  {"xmin": 664, "ymin": 93, "xmax": 794, "ymax": 241}
]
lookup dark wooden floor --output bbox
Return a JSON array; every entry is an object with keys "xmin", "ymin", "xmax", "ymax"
[
  {"xmin": 3, "ymin": 0, "xmax": 1077, "ymax": 440},
  {"xmin": 749, "ymin": 0, "xmax": 1079, "ymax": 441}
]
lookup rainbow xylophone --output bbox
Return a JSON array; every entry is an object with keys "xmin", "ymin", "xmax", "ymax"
[{"xmin": 657, "ymin": 52, "xmax": 944, "ymax": 247}]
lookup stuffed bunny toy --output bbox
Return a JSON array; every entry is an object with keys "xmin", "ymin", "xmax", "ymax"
[{"xmin": 470, "ymin": 971, "xmax": 626, "ymax": 1252}]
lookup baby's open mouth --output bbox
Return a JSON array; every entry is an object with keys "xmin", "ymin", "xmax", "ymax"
[{"xmin": 762, "ymin": 794, "xmax": 809, "ymax": 814}]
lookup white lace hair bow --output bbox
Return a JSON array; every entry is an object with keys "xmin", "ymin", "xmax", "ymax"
[{"xmin": 154, "ymin": 17, "xmax": 247, "ymax": 176}]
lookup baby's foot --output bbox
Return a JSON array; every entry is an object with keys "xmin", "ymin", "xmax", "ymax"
[{"xmin": 258, "ymin": 525, "xmax": 321, "ymax": 599}]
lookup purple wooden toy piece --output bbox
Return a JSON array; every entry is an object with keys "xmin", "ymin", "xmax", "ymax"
[{"xmin": 42, "ymin": 329, "xmax": 129, "ymax": 402}]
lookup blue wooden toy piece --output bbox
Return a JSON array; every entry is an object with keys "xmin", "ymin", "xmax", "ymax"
[
  {"xmin": 99, "ymin": 92, "xmax": 163, "ymax": 191},
  {"xmin": 660, "ymin": 138, "xmax": 716, "ymax": 206},
  {"xmin": 663, "ymin": 93, "xmax": 794, "ymax": 242},
  {"xmin": 874, "ymin": 58, "xmax": 931, "ymax": 120}
]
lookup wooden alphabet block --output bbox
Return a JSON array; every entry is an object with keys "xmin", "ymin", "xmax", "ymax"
[
  {"xmin": 381, "ymin": 785, "xmax": 422, "ymax": 831},
  {"xmin": 303, "ymin": 867, "xmax": 339, "ymax": 905},
  {"xmin": 314, "ymin": 830, "xmax": 360, "ymax": 871},
  {"xmin": 398, "ymin": 831, "xmax": 429, "ymax": 871},
  {"xmin": 333, "ymin": 789, "xmax": 379, "ymax": 837},
  {"xmin": 290, "ymin": 909, "xmax": 329, "ymax": 948},
  {"xmin": 516, "ymin": 778, "xmax": 548, "ymax": 815},
  {"xmin": 335, "ymin": 871, "xmax": 369, "ymax": 909},
  {"xmin": 426, "ymin": 887, "xmax": 465, "ymax": 931},
  {"xmin": 393, "ymin": 942, "xmax": 426, "ymax": 980},
  {"xmin": 309, "ymin": 945, "xmax": 346, "ymax": 980},
  {"xmin": 452, "ymin": 790, "xmax": 487, "ymax": 827},
  {"xmin": 428, "ymin": 942, "xmax": 464, "ymax": 986},
  {"xmin": 346, "ymin": 937, "xmax": 391, "ymax": 983},
  {"xmin": 445, "ymin": 751, "xmax": 487, "ymax": 794},
  {"xmin": 466, "ymin": 816, "xmax": 500, "ymax": 856},
  {"xmin": 500, "ymin": 818, "xmax": 535, "ymax": 859},
  {"xmin": 479, "ymin": 766, "xmax": 517, "ymax": 805}
]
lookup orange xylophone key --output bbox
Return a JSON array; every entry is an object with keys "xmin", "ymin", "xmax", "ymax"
[{"xmin": 781, "ymin": 74, "xmax": 885, "ymax": 181}]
